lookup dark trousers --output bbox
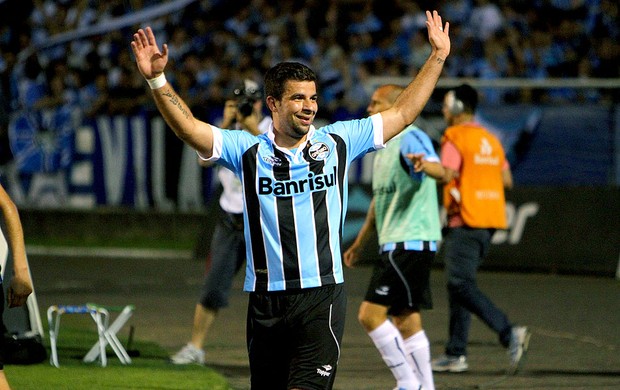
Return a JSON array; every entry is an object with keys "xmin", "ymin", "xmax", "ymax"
[{"xmin": 440, "ymin": 227, "xmax": 512, "ymax": 356}]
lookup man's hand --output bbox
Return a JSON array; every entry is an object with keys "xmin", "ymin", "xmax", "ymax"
[
  {"xmin": 7, "ymin": 273, "xmax": 32, "ymax": 308},
  {"xmin": 131, "ymin": 26, "xmax": 169, "ymax": 79},
  {"xmin": 425, "ymin": 10, "xmax": 450, "ymax": 60},
  {"xmin": 406, "ymin": 153, "xmax": 447, "ymax": 181},
  {"xmin": 407, "ymin": 153, "xmax": 427, "ymax": 173},
  {"xmin": 238, "ymin": 111, "xmax": 261, "ymax": 136},
  {"xmin": 220, "ymin": 100, "xmax": 238, "ymax": 128},
  {"xmin": 343, "ymin": 244, "xmax": 361, "ymax": 268}
]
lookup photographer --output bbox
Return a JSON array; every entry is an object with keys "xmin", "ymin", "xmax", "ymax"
[
  {"xmin": 171, "ymin": 79, "xmax": 271, "ymax": 365},
  {"xmin": 220, "ymin": 79, "xmax": 267, "ymax": 136}
]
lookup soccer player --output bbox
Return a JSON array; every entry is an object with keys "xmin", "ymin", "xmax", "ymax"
[
  {"xmin": 131, "ymin": 10, "xmax": 450, "ymax": 389},
  {"xmin": 344, "ymin": 84, "xmax": 444, "ymax": 390}
]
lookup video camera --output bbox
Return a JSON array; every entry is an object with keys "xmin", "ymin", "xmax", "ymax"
[{"xmin": 233, "ymin": 79, "xmax": 262, "ymax": 117}]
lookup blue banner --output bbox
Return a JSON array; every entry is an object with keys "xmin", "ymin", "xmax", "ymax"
[
  {"xmin": 9, "ymin": 108, "xmax": 75, "ymax": 174},
  {"xmin": 4, "ymin": 104, "xmax": 617, "ymax": 209}
]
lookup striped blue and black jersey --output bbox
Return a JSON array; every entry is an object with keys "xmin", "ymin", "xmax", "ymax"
[{"xmin": 204, "ymin": 114, "xmax": 384, "ymax": 292}]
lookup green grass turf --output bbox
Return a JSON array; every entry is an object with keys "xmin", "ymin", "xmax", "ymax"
[{"xmin": 4, "ymin": 326, "xmax": 231, "ymax": 389}]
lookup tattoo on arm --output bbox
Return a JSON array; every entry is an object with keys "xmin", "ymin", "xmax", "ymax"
[{"xmin": 162, "ymin": 90, "xmax": 190, "ymax": 119}]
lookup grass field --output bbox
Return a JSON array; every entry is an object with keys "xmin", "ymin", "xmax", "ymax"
[{"xmin": 4, "ymin": 325, "xmax": 231, "ymax": 389}]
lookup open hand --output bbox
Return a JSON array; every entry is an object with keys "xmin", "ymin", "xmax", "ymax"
[
  {"xmin": 131, "ymin": 26, "xmax": 169, "ymax": 79},
  {"xmin": 425, "ymin": 10, "xmax": 450, "ymax": 59}
]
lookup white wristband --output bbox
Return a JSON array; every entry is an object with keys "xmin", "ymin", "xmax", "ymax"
[{"xmin": 146, "ymin": 73, "xmax": 167, "ymax": 89}]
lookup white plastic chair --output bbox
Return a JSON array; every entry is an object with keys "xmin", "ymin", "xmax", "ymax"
[
  {"xmin": 47, "ymin": 303, "xmax": 134, "ymax": 367},
  {"xmin": 47, "ymin": 304, "xmax": 109, "ymax": 367},
  {"xmin": 82, "ymin": 303, "xmax": 134, "ymax": 365}
]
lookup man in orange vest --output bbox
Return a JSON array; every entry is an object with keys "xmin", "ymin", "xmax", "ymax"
[{"xmin": 430, "ymin": 84, "xmax": 530, "ymax": 374}]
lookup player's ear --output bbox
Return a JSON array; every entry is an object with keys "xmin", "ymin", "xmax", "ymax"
[{"xmin": 266, "ymin": 96, "xmax": 277, "ymax": 112}]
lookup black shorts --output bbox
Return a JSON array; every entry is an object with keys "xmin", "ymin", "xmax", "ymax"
[
  {"xmin": 246, "ymin": 284, "xmax": 346, "ymax": 390},
  {"xmin": 364, "ymin": 248, "xmax": 434, "ymax": 316}
]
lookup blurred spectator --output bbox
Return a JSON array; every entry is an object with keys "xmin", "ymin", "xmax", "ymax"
[
  {"xmin": 173, "ymin": 68, "xmax": 203, "ymax": 112},
  {"xmin": 439, "ymin": 0, "xmax": 472, "ymax": 25},
  {"xmin": 107, "ymin": 66, "xmax": 148, "ymax": 116},
  {"xmin": 405, "ymin": 29, "xmax": 432, "ymax": 75},
  {"xmin": 14, "ymin": 55, "xmax": 47, "ymax": 111},
  {"xmin": 588, "ymin": 0, "xmax": 619, "ymax": 41},
  {"xmin": 167, "ymin": 26, "xmax": 192, "ymax": 64},
  {"xmin": 345, "ymin": 2, "xmax": 383, "ymax": 35},
  {"xmin": 468, "ymin": 0, "xmax": 504, "ymax": 42},
  {"xmin": 78, "ymin": 69, "xmax": 110, "ymax": 118}
]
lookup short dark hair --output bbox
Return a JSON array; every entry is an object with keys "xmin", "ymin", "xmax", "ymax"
[
  {"xmin": 264, "ymin": 62, "xmax": 317, "ymax": 101},
  {"xmin": 453, "ymin": 83, "xmax": 478, "ymax": 113}
]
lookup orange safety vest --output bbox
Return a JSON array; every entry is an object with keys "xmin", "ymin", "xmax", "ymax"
[{"xmin": 442, "ymin": 123, "xmax": 507, "ymax": 229}]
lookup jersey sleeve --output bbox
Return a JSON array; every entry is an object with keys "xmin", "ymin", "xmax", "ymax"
[
  {"xmin": 324, "ymin": 115, "xmax": 384, "ymax": 162},
  {"xmin": 400, "ymin": 129, "xmax": 439, "ymax": 162},
  {"xmin": 197, "ymin": 126, "xmax": 258, "ymax": 174},
  {"xmin": 399, "ymin": 129, "xmax": 439, "ymax": 180},
  {"xmin": 440, "ymin": 140, "xmax": 462, "ymax": 171}
]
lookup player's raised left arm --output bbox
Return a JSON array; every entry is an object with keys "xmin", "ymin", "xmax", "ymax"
[{"xmin": 381, "ymin": 10, "xmax": 450, "ymax": 143}]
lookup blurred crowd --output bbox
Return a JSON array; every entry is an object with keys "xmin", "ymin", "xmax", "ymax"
[{"xmin": 0, "ymin": 0, "xmax": 618, "ymax": 158}]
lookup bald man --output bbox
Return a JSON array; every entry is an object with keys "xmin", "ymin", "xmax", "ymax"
[{"xmin": 344, "ymin": 84, "xmax": 445, "ymax": 390}]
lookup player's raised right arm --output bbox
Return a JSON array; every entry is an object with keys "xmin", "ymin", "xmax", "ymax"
[{"xmin": 131, "ymin": 26, "xmax": 214, "ymax": 158}]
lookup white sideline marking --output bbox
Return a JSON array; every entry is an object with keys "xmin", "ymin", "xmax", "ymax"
[{"xmin": 26, "ymin": 246, "xmax": 192, "ymax": 260}]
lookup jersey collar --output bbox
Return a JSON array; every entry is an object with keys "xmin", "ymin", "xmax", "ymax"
[{"xmin": 267, "ymin": 123, "xmax": 316, "ymax": 159}]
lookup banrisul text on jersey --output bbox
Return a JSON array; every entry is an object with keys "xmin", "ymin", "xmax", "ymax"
[{"xmin": 258, "ymin": 167, "xmax": 337, "ymax": 196}]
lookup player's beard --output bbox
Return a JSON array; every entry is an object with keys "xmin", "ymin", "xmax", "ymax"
[
  {"xmin": 290, "ymin": 122, "xmax": 310, "ymax": 138},
  {"xmin": 288, "ymin": 112, "xmax": 313, "ymax": 139}
]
